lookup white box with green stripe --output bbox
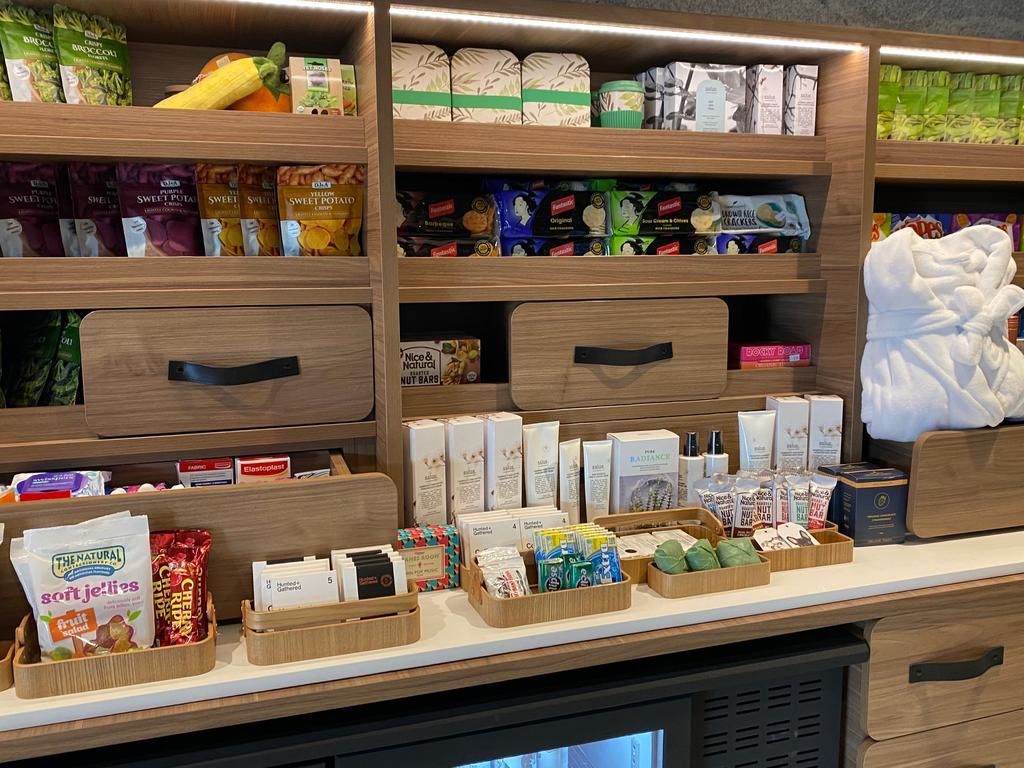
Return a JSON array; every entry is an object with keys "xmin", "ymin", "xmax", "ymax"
[
  {"xmin": 451, "ymin": 47, "xmax": 521, "ymax": 124},
  {"xmin": 392, "ymin": 42, "xmax": 451, "ymax": 121},
  {"xmin": 521, "ymin": 52, "xmax": 590, "ymax": 127}
]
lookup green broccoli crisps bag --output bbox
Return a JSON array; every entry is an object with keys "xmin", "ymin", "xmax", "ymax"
[
  {"xmin": 5, "ymin": 311, "xmax": 61, "ymax": 407},
  {"xmin": 42, "ymin": 310, "xmax": 81, "ymax": 406},
  {"xmin": 0, "ymin": 58, "xmax": 11, "ymax": 100},
  {"xmin": 921, "ymin": 70, "xmax": 950, "ymax": 142},
  {"xmin": 970, "ymin": 74, "xmax": 1002, "ymax": 144},
  {"xmin": 944, "ymin": 72, "xmax": 975, "ymax": 143},
  {"xmin": 891, "ymin": 70, "xmax": 927, "ymax": 141},
  {"xmin": 0, "ymin": 2, "xmax": 63, "ymax": 103},
  {"xmin": 52, "ymin": 4, "xmax": 131, "ymax": 106},
  {"xmin": 995, "ymin": 75, "xmax": 1022, "ymax": 146},
  {"xmin": 876, "ymin": 64, "xmax": 901, "ymax": 140}
]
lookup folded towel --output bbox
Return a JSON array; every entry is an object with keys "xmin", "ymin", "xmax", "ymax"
[{"xmin": 861, "ymin": 225, "xmax": 1024, "ymax": 442}]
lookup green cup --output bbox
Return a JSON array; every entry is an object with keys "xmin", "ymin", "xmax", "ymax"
[{"xmin": 598, "ymin": 80, "xmax": 644, "ymax": 129}]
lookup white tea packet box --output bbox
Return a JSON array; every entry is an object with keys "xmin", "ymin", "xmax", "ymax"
[
  {"xmin": 609, "ymin": 429, "xmax": 680, "ymax": 514},
  {"xmin": 392, "ymin": 42, "xmax": 451, "ymax": 121},
  {"xmin": 784, "ymin": 64, "xmax": 819, "ymax": 135},
  {"xmin": 403, "ymin": 419, "xmax": 448, "ymax": 527},
  {"xmin": 451, "ymin": 48, "xmax": 522, "ymax": 125},
  {"xmin": 665, "ymin": 62, "xmax": 747, "ymax": 132},
  {"xmin": 518, "ymin": 509, "xmax": 570, "ymax": 551},
  {"xmin": 522, "ymin": 52, "xmax": 591, "ymax": 127},
  {"xmin": 636, "ymin": 66, "xmax": 666, "ymax": 129},
  {"xmin": 463, "ymin": 515, "xmax": 521, "ymax": 559},
  {"xmin": 263, "ymin": 570, "xmax": 339, "ymax": 611},
  {"xmin": 745, "ymin": 64, "xmax": 784, "ymax": 134},
  {"xmin": 768, "ymin": 395, "xmax": 810, "ymax": 471},
  {"xmin": 483, "ymin": 412, "xmax": 524, "ymax": 510},
  {"xmin": 804, "ymin": 394, "xmax": 843, "ymax": 470},
  {"xmin": 443, "ymin": 415, "xmax": 486, "ymax": 519}
]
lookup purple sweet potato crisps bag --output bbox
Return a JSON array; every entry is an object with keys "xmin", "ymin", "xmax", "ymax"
[
  {"xmin": 0, "ymin": 162, "xmax": 65, "ymax": 257},
  {"xmin": 69, "ymin": 162, "xmax": 126, "ymax": 257},
  {"xmin": 116, "ymin": 163, "xmax": 202, "ymax": 257},
  {"xmin": 951, "ymin": 213, "xmax": 1021, "ymax": 249}
]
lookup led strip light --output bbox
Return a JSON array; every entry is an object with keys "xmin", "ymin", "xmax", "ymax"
[
  {"xmin": 218, "ymin": 0, "xmax": 371, "ymax": 12},
  {"xmin": 880, "ymin": 45, "xmax": 1024, "ymax": 67},
  {"xmin": 390, "ymin": 5, "xmax": 862, "ymax": 52}
]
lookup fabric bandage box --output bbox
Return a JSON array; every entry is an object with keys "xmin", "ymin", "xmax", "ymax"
[
  {"xmin": 451, "ymin": 48, "xmax": 522, "ymax": 124},
  {"xmin": 522, "ymin": 52, "xmax": 590, "ymax": 127},
  {"xmin": 392, "ymin": 42, "xmax": 451, "ymax": 121},
  {"xmin": 235, "ymin": 455, "xmax": 290, "ymax": 484},
  {"xmin": 176, "ymin": 458, "xmax": 233, "ymax": 487}
]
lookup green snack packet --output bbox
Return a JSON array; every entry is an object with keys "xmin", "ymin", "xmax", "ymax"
[
  {"xmin": 970, "ymin": 74, "xmax": 1002, "ymax": 144},
  {"xmin": 653, "ymin": 540, "xmax": 689, "ymax": 575},
  {"xmin": 6, "ymin": 311, "xmax": 61, "ymax": 407},
  {"xmin": 42, "ymin": 310, "xmax": 81, "ymax": 406},
  {"xmin": 0, "ymin": 2, "xmax": 63, "ymax": 103},
  {"xmin": 684, "ymin": 539, "xmax": 721, "ymax": 572},
  {"xmin": 876, "ymin": 64, "xmax": 902, "ymax": 140},
  {"xmin": 891, "ymin": 70, "xmax": 928, "ymax": 141},
  {"xmin": 52, "ymin": 4, "xmax": 130, "ymax": 106},
  {"xmin": 945, "ymin": 72, "xmax": 975, "ymax": 143},
  {"xmin": 0, "ymin": 58, "xmax": 10, "ymax": 100},
  {"xmin": 995, "ymin": 75, "xmax": 1022, "ymax": 146},
  {"xmin": 716, "ymin": 538, "xmax": 762, "ymax": 568},
  {"xmin": 920, "ymin": 71, "xmax": 949, "ymax": 142}
]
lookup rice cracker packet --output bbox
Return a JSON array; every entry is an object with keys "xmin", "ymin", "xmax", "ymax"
[
  {"xmin": 237, "ymin": 163, "xmax": 281, "ymax": 256},
  {"xmin": 195, "ymin": 163, "xmax": 243, "ymax": 257},
  {"xmin": 277, "ymin": 164, "xmax": 364, "ymax": 256}
]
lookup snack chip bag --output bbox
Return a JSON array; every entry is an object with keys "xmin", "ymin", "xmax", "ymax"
[
  {"xmin": 116, "ymin": 163, "xmax": 202, "ymax": 257},
  {"xmin": 52, "ymin": 4, "xmax": 131, "ymax": 106},
  {"xmin": 196, "ymin": 163, "xmax": 243, "ymax": 257},
  {"xmin": 277, "ymin": 164, "xmax": 364, "ymax": 256},
  {"xmin": 0, "ymin": 162, "xmax": 64, "ymax": 257},
  {"xmin": 68, "ymin": 162, "xmax": 126, "ymax": 257},
  {"xmin": 10, "ymin": 511, "xmax": 155, "ymax": 661},
  {"xmin": 238, "ymin": 164, "xmax": 281, "ymax": 256},
  {"xmin": 0, "ymin": 2, "xmax": 63, "ymax": 103}
]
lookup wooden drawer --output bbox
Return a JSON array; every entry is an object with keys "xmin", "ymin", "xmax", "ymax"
[
  {"xmin": 856, "ymin": 709, "xmax": 1024, "ymax": 768},
  {"xmin": 81, "ymin": 306, "xmax": 373, "ymax": 437},
  {"xmin": 851, "ymin": 595, "xmax": 1024, "ymax": 740},
  {"xmin": 508, "ymin": 298, "xmax": 728, "ymax": 410}
]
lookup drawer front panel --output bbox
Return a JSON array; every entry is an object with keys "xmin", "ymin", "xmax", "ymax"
[
  {"xmin": 81, "ymin": 306, "xmax": 373, "ymax": 436},
  {"xmin": 862, "ymin": 598, "xmax": 1024, "ymax": 740},
  {"xmin": 860, "ymin": 708, "xmax": 1024, "ymax": 768},
  {"xmin": 509, "ymin": 298, "xmax": 728, "ymax": 410}
]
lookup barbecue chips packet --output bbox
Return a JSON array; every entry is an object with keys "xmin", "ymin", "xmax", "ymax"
[
  {"xmin": 0, "ymin": 2, "xmax": 63, "ymax": 103},
  {"xmin": 277, "ymin": 164, "xmax": 364, "ymax": 257},
  {"xmin": 52, "ymin": 4, "xmax": 131, "ymax": 106},
  {"xmin": 10, "ymin": 511, "xmax": 155, "ymax": 661}
]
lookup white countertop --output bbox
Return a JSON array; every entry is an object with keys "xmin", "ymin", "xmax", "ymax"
[{"xmin": 2, "ymin": 530, "xmax": 1024, "ymax": 733}]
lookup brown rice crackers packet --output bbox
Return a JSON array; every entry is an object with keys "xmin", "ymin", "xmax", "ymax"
[{"xmin": 276, "ymin": 164, "xmax": 364, "ymax": 256}]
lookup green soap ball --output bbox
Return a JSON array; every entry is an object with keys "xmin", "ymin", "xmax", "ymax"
[
  {"xmin": 654, "ymin": 539, "xmax": 689, "ymax": 575},
  {"xmin": 685, "ymin": 539, "xmax": 721, "ymax": 571},
  {"xmin": 716, "ymin": 537, "xmax": 761, "ymax": 568}
]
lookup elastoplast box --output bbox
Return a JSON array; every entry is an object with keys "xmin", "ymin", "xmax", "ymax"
[{"xmin": 235, "ymin": 455, "xmax": 291, "ymax": 484}]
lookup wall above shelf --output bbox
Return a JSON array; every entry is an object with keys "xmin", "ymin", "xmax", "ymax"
[
  {"xmin": 0, "ymin": 103, "xmax": 368, "ymax": 165},
  {"xmin": 394, "ymin": 120, "xmax": 831, "ymax": 177},
  {"xmin": 875, "ymin": 141, "xmax": 1024, "ymax": 183}
]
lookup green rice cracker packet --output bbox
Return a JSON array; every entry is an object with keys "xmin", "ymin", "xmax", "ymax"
[
  {"xmin": 42, "ymin": 310, "xmax": 81, "ymax": 406},
  {"xmin": 995, "ymin": 75, "xmax": 1022, "ymax": 146},
  {"xmin": 0, "ymin": 2, "xmax": 63, "ymax": 103},
  {"xmin": 891, "ymin": 69, "xmax": 927, "ymax": 141},
  {"xmin": 920, "ymin": 70, "xmax": 949, "ymax": 142},
  {"xmin": 716, "ymin": 537, "xmax": 762, "ymax": 568},
  {"xmin": 876, "ymin": 63, "xmax": 902, "ymax": 140},
  {"xmin": 684, "ymin": 538, "xmax": 721, "ymax": 572},
  {"xmin": 970, "ymin": 73, "xmax": 1002, "ymax": 144},
  {"xmin": 0, "ymin": 58, "xmax": 10, "ymax": 100},
  {"xmin": 5, "ymin": 310, "xmax": 61, "ymax": 407},
  {"xmin": 944, "ymin": 72, "xmax": 975, "ymax": 143},
  {"xmin": 53, "ymin": 4, "xmax": 130, "ymax": 106}
]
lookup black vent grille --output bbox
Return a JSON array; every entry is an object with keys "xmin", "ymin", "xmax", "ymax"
[{"xmin": 693, "ymin": 672, "xmax": 841, "ymax": 768}]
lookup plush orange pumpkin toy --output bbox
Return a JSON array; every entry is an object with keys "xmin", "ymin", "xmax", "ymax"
[{"xmin": 197, "ymin": 42, "xmax": 291, "ymax": 112}]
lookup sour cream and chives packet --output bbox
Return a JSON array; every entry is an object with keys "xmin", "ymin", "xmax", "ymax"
[{"xmin": 10, "ymin": 511, "xmax": 155, "ymax": 661}]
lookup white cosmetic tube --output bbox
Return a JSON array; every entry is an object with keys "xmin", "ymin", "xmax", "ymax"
[
  {"xmin": 738, "ymin": 410, "xmax": 777, "ymax": 472},
  {"xmin": 523, "ymin": 421, "xmax": 559, "ymax": 507},
  {"xmin": 582, "ymin": 439, "xmax": 612, "ymax": 518},
  {"xmin": 558, "ymin": 438, "xmax": 582, "ymax": 524}
]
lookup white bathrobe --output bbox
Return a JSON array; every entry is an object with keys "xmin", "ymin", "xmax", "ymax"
[{"xmin": 861, "ymin": 225, "xmax": 1024, "ymax": 443}]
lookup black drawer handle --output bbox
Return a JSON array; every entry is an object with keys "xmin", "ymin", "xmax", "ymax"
[
  {"xmin": 909, "ymin": 647, "xmax": 1003, "ymax": 683},
  {"xmin": 574, "ymin": 342, "xmax": 673, "ymax": 367},
  {"xmin": 168, "ymin": 356, "xmax": 300, "ymax": 386}
]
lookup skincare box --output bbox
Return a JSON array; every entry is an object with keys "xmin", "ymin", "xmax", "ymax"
[
  {"xmin": 176, "ymin": 458, "xmax": 233, "ymax": 487},
  {"xmin": 483, "ymin": 412, "xmax": 524, "ymax": 510},
  {"xmin": 636, "ymin": 66, "xmax": 666, "ymax": 129},
  {"xmin": 451, "ymin": 48, "xmax": 522, "ymax": 124},
  {"xmin": 403, "ymin": 419, "xmax": 448, "ymax": 527},
  {"xmin": 609, "ymin": 429, "xmax": 680, "ymax": 514},
  {"xmin": 745, "ymin": 64, "xmax": 784, "ymax": 134},
  {"xmin": 443, "ymin": 415, "xmax": 486, "ymax": 519},
  {"xmin": 664, "ymin": 62, "xmax": 747, "ymax": 133},
  {"xmin": 767, "ymin": 395, "xmax": 809, "ymax": 472},
  {"xmin": 834, "ymin": 467, "xmax": 908, "ymax": 546},
  {"xmin": 521, "ymin": 52, "xmax": 591, "ymax": 127},
  {"xmin": 396, "ymin": 524, "xmax": 460, "ymax": 591},
  {"xmin": 783, "ymin": 64, "xmax": 819, "ymax": 135},
  {"xmin": 235, "ymin": 455, "xmax": 291, "ymax": 484},
  {"xmin": 804, "ymin": 394, "xmax": 844, "ymax": 471},
  {"xmin": 391, "ymin": 42, "xmax": 451, "ymax": 121},
  {"xmin": 400, "ymin": 334, "xmax": 481, "ymax": 387}
]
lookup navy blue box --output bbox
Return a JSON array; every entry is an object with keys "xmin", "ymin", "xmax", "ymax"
[
  {"xmin": 834, "ymin": 467, "xmax": 908, "ymax": 546},
  {"xmin": 819, "ymin": 461, "xmax": 877, "ymax": 523}
]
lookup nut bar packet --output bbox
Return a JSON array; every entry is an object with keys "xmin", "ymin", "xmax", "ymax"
[
  {"xmin": 237, "ymin": 164, "xmax": 281, "ymax": 257},
  {"xmin": 68, "ymin": 162, "xmax": 126, "ymax": 257},
  {"xmin": 117, "ymin": 163, "xmax": 203, "ymax": 257},
  {"xmin": 277, "ymin": 164, "xmax": 364, "ymax": 257},
  {"xmin": 196, "ymin": 163, "xmax": 243, "ymax": 257},
  {"xmin": 0, "ymin": 162, "xmax": 64, "ymax": 257}
]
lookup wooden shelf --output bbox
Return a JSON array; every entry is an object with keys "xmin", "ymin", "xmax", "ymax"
[
  {"xmin": 875, "ymin": 140, "xmax": 1024, "ymax": 183},
  {"xmin": 398, "ymin": 256, "xmax": 826, "ymax": 302},
  {"xmin": 402, "ymin": 366, "xmax": 818, "ymax": 420},
  {"xmin": 394, "ymin": 120, "xmax": 831, "ymax": 177},
  {"xmin": 0, "ymin": 103, "xmax": 367, "ymax": 164},
  {"xmin": 0, "ymin": 258, "xmax": 371, "ymax": 309}
]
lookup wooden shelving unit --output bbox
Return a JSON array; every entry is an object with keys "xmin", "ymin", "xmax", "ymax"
[{"xmin": 875, "ymin": 140, "xmax": 1024, "ymax": 183}]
